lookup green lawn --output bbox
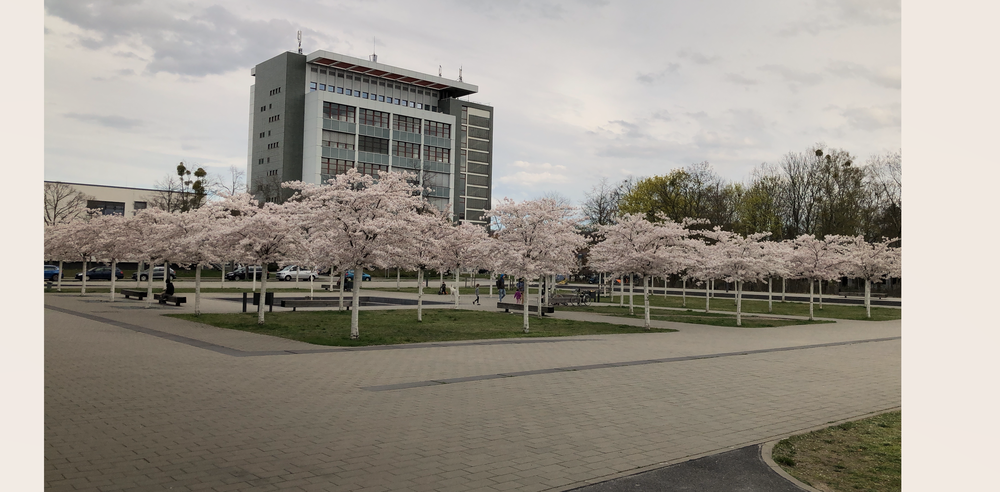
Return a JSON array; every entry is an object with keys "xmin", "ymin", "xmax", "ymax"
[
  {"xmin": 596, "ymin": 291, "xmax": 900, "ymax": 321},
  {"xmin": 560, "ymin": 305, "xmax": 834, "ymax": 328},
  {"xmin": 771, "ymin": 411, "xmax": 901, "ymax": 492},
  {"xmin": 168, "ymin": 309, "xmax": 676, "ymax": 347}
]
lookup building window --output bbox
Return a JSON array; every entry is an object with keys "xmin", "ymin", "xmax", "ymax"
[
  {"xmin": 362, "ymin": 92, "xmax": 369, "ymax": 99},
  {"xmin": 393, "ymin": 141, "xmax": 420, "ymax": 159},
  {"xmin": 322, "ymin": 130, "xmax": 355, "ymax": 149},
  {"xmin": 358, "ymin": 135, "xmax": 389, "ymax": 154},
  {"xmin": 319, "ymin": 84, "xmax": 326, "ymax": 91},
  {"xmin": 323, "ymin": 102, "xmax": 356, "ymax": 123},
  {"xmin": 359, "ymin": 108, "xmax": 390, "ymax": 128},
  {"xmin": 309, "ymin": 82, "xmax": 317, "ymax": 91},
  {"xmin": 424, "ymin": 121, "xmax": 452, "ymax": 138},
  {"xmin": 416, "ymin": 103, "xmax": 422, "ymax": 109},
  {"xmin": 133, "ymin": 202, "xmax": 147, "ymax": 215},
  {"xmin": 424, "ymin": 146, "xmax": 450, "ymax": 163},
  {"xmin": 394, "ymin": 98, "xmax": 400, "ymax": 105},
  {"xmin": 378, "ymin": 95, "xmax": 385, "ymax": 102},
  {"xmin": 346, "ymin": 89, "xmax": 353, "ymax": 96},
  {"xmin": 357, "ymin": 161, "xmax": 388, "ymax": 177},
  {"xmin": 328, "ymin": 85, "xmax": 335, "ymax": 92},
  {"xmin": 393, "ymin": 115, "xmax": 421, "ymax": 133},
  {"xmin": 259, "ymin": 132, "xmax": 265, "ymax": 138},
  {"xmin": 337, "ymin": 87, "xmax": 344, "ymax": 94},
  {"xmin": 321, "ymin": 158, "xmax": 354, "ymax": 177},
  {"xmin": 86, "ymin": 200, "xmax": 125, "ymax": 216},
  {"xmin": 402, "ymin": 99, "xmax": 408, "ymax": 107}
]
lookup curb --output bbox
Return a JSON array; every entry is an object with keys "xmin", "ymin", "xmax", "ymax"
[{"xmin": 761, "ymin": 440, "xmax": 824, "ymax": 492}]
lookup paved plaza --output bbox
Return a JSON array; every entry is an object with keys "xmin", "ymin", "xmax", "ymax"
[{"xmin": 44, "ymin": 287, "xmax": 900, "ymax": 491}]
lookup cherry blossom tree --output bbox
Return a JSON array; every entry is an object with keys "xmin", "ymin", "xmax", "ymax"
[
  {"xmin": 761, "ymin": 240, "xmax": 793, "ymax": 313},
  {"xmin": 57, "ymin": 216, "xmax": 101, "ymax": 295},
  {"xmin": 167, "ymin": 204, "xmax": 232, "ymax": 315},
  {"xmin": 215, "ymin": 193, "xmax": 298, "ymax": 324},
  {"xmin": 88, "ymin": 212, "xmax": 136, "ymax": 303},
  {"xmin": 700, "ymin": 228, "xmax": 772, "ymax": 326},
  {"xmin": 788, "ymin": 234, "xmax": 850, "ymax": 320},
  {"xmin": 685, "ymin": 237, "xmax": 723, "ymax": 314},
  {"xmin": 397, "ymin": 211, "xmax": 449, "ymax": 321},
  {"xmin": 589, "ymin": 213, "xmax": 691, "ymax": 329},
  {"xmin": 44, "ymin": 222, "xmax": 80, "ymax": 292},
  {"xmin": 438, "ymin": 221, "xmax": 491, "ymax": 307},
  {"xmin": 486, "ymin": 197, "xmax": 586, "ymax": 333},
  {"xmin": 840, "ymin": 236, "xmax": 901, "ymax": 317},
  {"xmin": 285, "ymin": 169, "xmax": 424, "ymax": 338},
  {"xmin": 130, "ymin": 207, "xmax": 176, "ymax": 308}
]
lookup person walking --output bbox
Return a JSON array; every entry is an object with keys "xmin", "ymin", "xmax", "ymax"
[
  {"xmin": 473, "ymin": 284, "xmax": 481, "ymax": 305},
  {"xmin": 514, "ymin": 288, "xmax": 522, "ymax": 304},
  {"xmin": 496, "ymin": 275, "xmax": 506, "ymax": 302}
]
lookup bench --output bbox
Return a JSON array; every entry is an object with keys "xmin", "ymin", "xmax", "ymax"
[
  {"xmin": 121, "ymin": 288, "xmax": 147, "ymax": 300},
  {"xmin": 321, "ymin": 282, "xmax": 341, "ymax": 291},
  {"xmin": 549, "ymin": 294, "xmax": 578, "ymax": 306},
  {"xmin": 154, "ymin": 293, "xmax": 187, "ymax": 306},
  {"xmin": 497, "ymin": 302, "xmax": 554, "ymax": 314},
  {"xmin": 280, "ymin": 299, "xmax": 353, "ymax": 311},
  {"xmin": 840, "ymin": 291, "xmax": 888, "ymax": 299}
]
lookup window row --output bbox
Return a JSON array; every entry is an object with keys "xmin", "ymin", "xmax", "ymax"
[
  {"xmin": 359, "ymin": 108, "xmax": 390, "ymax": 128},
  {"xmin": 323, "ymin": 130, "xmax": 355, "ymax": 149},
  {"xmin": 268, "ymin": 114, "xmax": 280, "ymax": 123},
  {"xmin": 267, "ymin": 142, "xmax": 280, "ymax": 149},
  {"xmin": 269, "ymin": 87, "xmax": 282, "ymax": 96},
  {"xmin": 323, "ymin": 102, "xmax": 450, "ymax": 138},
  {"xmin": 424, "ymin": 146, "xmax": 450, "ymax": 164},
  {"xmin": 320, "ymin": 158, "xmax": 391, "ymax": 179},
  {"xmin": 424, "ymin": 120, "xmax": 451, "ymax": 139},
  {"xmin": 310, "ymin": 82, "xmax": 437, "ymax": 111},
  {"xmin": 310, "ymin": 67, "xmax": 438, "ymax": 97},
  {"xmin": 358, "ymin": 135, "xmax": 389, "ymax": 155}
]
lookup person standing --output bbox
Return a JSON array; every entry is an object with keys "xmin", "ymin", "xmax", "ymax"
[{"xmin": 496, "ymin": 275, "xmax": 506, "ymax": 302}]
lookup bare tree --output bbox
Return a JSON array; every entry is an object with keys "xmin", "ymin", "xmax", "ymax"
[
  {"xmin": 149, "ymin": 162, "xmax": 209, "ymax": 212},
  {"xmin": 581, "ymin": 177, "xmax": 622, "ymax": 227},
  {"xmin": 44, "ymin": 182, "xmax": 94, "ymax": 225},
  {"xmin": 215, "ymin": 165, "xmax": 247, "ymax": 197}
]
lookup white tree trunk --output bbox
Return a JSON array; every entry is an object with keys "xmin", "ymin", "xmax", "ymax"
[
  {"xmin": 252, "ymin": 266, "xmax": 257, "ymax": 292},
  {"xmin": 220, "ymin": 262, "xmax": 226, "ymax": 289},
  {"xmin": 417, "ymin": 268, "xmax": 424, "ymax": 322},
  {"xmin": 136, "ymin": 260, "xmax": 143, "ymax": 288},
  {"xmin": 618, "ymin": 275, "xmax": 624, "ymax": 307},
  {"xmin": 309, "ymin": 273, "xmax": 315, "ymax": 299},
  {"xmin": 736, "ymin": 280, "xmax": 743, "ymax": 327},
  {"xmin": 523, "ymin": 277, "xmax": 530, "ymax": 333},
  {"xmin": 396, "ymin": 268, "xmax": 400, "ymax": 291},
  {"xmin": 682, "ymin": 278, "xmax": 687, "ymax": 307},
  {"xmin": 768, "ymin": 277, "xmax": 773, "ymax": 313},
  {"xmin": 109, "ymin": 259, "xmax": 118, "ymax": 302},
  {"xmin": 781, "ymin": 278, "xmax": 786, "ymax": 302},
  {"xmin": 865, "ymin": 278, "xmax": 872, "ymax": 318},
  {"xmin": 145, "ymin": 262, "xmax": 155, "ymax": 308},
  {"xmin": 57, "ymin": 260, "xmax": 64, "ymax": 292},
  {"xmin": 705, "ymin": 280, "xmax": 711, "ymax": 313},
  {"xmin": 195, "ymin": 263, "xmax": 202, "ymax": 315},
  {"xmin": 628, "ymin": 275, "xmax": 634, "ymax": 315},
  {"xmin": 163, "ymin": 260, "xmax": 169, "ymax": 291},
  {"xmin": 80, "ymin": 259, "xmax": 88, "ymax": 295},
  {"xmin": 643, "ymin": 274, "xmax": 651, "ymax": 330},
  {"xmin": 489, "ymin": 272, "xmax": 494, "ymax": 298},
  {"xmin": 350, "ymin": 266, "xmax": 362, "ymax": 339},
  {"xmin": 257, "ymin": 263, "xmax": 268, "ymax": 325},
  {"xmin": 454, "ymin": 267, "xmax": 460, "ymax": 307},
  {"xmin": 339, "ymin": 271, "xmax": 346, "ymax": 311},
  {"xmin": 808, "ymin": 279, "xmax": 815, "ymax": 320}
]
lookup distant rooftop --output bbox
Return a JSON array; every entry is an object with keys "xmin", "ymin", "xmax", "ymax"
[{"xmin": 305, "ymin": 50, "xmax": 478, "ymax": 98}]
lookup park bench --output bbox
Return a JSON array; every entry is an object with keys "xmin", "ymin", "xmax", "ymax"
[
  {"xmin": 840, "ymin": 291, "xmax": 888, "ymax": 299},
  {"xmin": 154, "ymin": 293, "xmax": 187, "ymax": 306},
  {"xmin": 121, "ymin": 288, "xmax": 147, "ymax": 300},
  {"xmin": 280, "ymin": 299, "xmax": 353, "ymax": 311},
  {"xmin": 320, "ymin": 281, "xmax": 341, "ymax": 291},
  {"xmin": 549, "ymin": 293, "xmax": 578, "ymax": 306},
  {"xmin": 497, "ymin": 302, "xmax": 554, "ymax": 314}
]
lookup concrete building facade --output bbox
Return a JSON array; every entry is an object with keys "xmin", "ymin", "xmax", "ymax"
[
  {"xmin": 247, "ymin": 50, "xmax": 494, "ymax": 225},
  {"xmin": 44, "ymin": 181, "xmax": 160, "ymax": 217}
]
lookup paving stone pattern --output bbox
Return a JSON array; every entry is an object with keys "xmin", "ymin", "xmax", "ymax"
[{"xmin": 45, "ymin": 293, "xmax": 900, "ymax": 491}]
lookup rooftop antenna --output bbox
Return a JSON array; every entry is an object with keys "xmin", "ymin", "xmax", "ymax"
[
  {"xmin": 297, "ymin": 31, "xmax": 302, "ymax": 54},
  {"xmin": 458, "ymin": 66, "xmax": 463, "ymax": 82},
  {"xmin": 370, "ymin": 37, "xmax": 377, "ymax": 63},
  {"xmin": 439, "ymin": 65, "xmax": 442, "ymax": 77}
]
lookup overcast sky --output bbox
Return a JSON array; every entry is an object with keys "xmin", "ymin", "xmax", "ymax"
[{"xmin": 43, "ymin": 0, "xmax": 900, "ymax": 205}]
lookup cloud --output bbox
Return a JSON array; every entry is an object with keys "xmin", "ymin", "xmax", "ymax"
[
  {"xmin": 45, "ymin": 1, "xmax": 328, "ymax": 77},
  {"xmin": 636, "ymin": 63, "xmax": 680, "ymax": 84},
  {"xmin": 827, "ymin": 61, "xmax": 900, "ymax": 89},
  {"xmin": 64, "ymin": 112, "xmax": 144, "ymax": 130},
  {"xmin": 677, "ymin": 49, "xmax": 720, "ymax": 65},
  {"xmin": 838, "ymin": 103, "xmax": 900, "ymax": 130},
  {"xmin": 759, "ymin": 64, "xmax": 823, "ymax": 86},
  {"xmin": 498, "ymin": 161, "xmax": 570, "ymax": 187},
  {"xmin": 724, "ymin": 73, "xmax": 757, "ymax": 86},
  {"xmin": 778, "ymin": 0, "xmax": 900, "ymax": 36}
]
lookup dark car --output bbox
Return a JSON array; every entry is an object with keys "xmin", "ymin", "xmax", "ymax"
[
  {"xmin": 131, "ymin": 266, "xmax": 176, "ymax": 281},
  {"xmin": 225, "ymin": 266, "xmax": 269, "ymax": 281},
  {"xmin": 45, "ymin": 265, "xmax": 61, "ymax": 281},
  {"xmin": 75, "ymin": 266, "xmax": 125, "ymax": 281}
]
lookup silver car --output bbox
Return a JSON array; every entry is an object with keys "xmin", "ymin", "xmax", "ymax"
[{"xmin": 276, "ymin": 265, "xmax": 317, "ymax": 281}]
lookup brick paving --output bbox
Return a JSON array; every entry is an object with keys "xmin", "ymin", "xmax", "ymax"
[{"xmin": 44, "ymin": 292, "xmax": 900, "ymax": 491}]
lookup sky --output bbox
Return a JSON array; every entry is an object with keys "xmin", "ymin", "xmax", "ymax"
[{"xmin": 43, "ymin": 0, "xmax": 900, "ymax": 206}]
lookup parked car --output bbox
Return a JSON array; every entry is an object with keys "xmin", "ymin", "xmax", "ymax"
[
  {"xmin": 345, "ymin": 270, "xmax": 371, "ymax": 281},
  {"xmin": 45, "ymin": 265, "xmax": 61, "ymax": 281},
  {"xmin": 131, "ymin": 266, "xmax": 177, "ymax": 281},
  {"xmin": 587, "ymin": 275, "xmax": 599, "ymax": 284},
  {"xmin": 75, "ymin": 266, "xmax": 125, "ymax": 281},
  {"xmin": 276, "ymin": 265, "xmax": 317, "ymax": 281},
  {"xmin": 225, "ymin": 266, "xmax": 269, "ymax": 281}
]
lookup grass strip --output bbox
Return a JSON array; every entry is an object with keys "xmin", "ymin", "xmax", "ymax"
[
  {"xmin": 168, "ymin": 309, "xmax": 676, "ymax": 347},
  {"xmin": 589, "ymin": 293, "xmax": 900, "ymax": 321},
  {"xmin": 771, "ymin": 411, "xmax": 901, "ymax": 492},
  {"xmin": 560, "ymin": 305, "xmax": 834, "ymax": 328}
]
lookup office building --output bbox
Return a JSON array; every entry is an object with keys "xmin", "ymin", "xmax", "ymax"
[{"xmin": 247, "ymin": 50, "xmax": 494, "ymax": 224}]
